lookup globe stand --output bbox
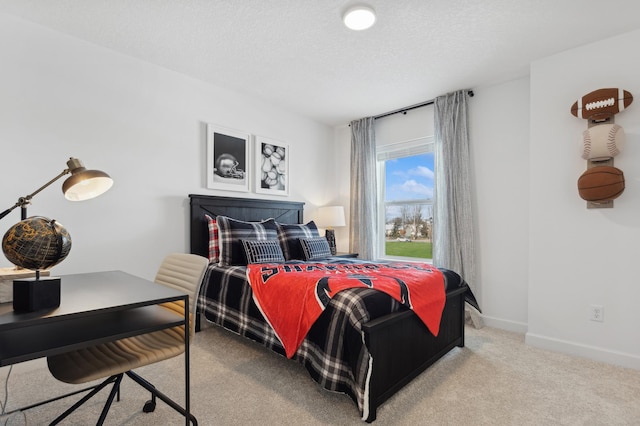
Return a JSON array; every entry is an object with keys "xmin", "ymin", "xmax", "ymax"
[{"xmin": 13, "ymin": 271, "xmax": 61, "ymax": 312}]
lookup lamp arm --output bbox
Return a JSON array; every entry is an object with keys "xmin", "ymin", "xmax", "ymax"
[{"xmin": 0, "ymin": 168, "xmax": 70, "ymax": 222}]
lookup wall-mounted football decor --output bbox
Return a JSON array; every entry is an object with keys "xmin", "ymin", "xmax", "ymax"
[
  {"xmin": 570, "ymin": 88, "xmax": 633, "ymax": 121},
  {"xmin": 570, "ymin": 88, "xmax": 633, "ymax": 209}
]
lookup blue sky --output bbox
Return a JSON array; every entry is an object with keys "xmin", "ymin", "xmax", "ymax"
[{"xmin": 385, "ymin": 153, "xmax": 434, "ymax": 201}]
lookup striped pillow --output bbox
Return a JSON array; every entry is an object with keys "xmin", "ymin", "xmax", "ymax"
[
  {"xmin": 299, "ymin": 237, "xmax": 332, "ymax": 261},
  {"xmin": 276, "ymin": 221, "xmax": 319, "ymax": 260},
  {"xmin": 241, "ymin": 239, "xmax": 285, "ymax": 264},
  {"xmin": 217, "ymin": 216, "xmax": 278, "ymax": 266}
]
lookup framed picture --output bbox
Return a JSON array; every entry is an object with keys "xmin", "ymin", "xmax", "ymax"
[
  {"xmin": 255, "ymin": 136, "xmax": 289, "ymax": 196},
  {"xmin": 206, "ymin": 124, "xmax": 250, "ymax": 192}
]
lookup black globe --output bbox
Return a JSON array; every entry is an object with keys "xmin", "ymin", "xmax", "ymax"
[{"xmin": 2, "ymin": 216, "xmax": 72, "ymax": 270}]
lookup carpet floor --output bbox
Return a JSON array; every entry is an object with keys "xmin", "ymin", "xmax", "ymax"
[{"xmin": 1, "ymin": 324, "xmax": 639, "ymax": 425}]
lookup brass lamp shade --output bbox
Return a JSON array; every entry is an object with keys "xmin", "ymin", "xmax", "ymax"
[
  {"xmin": 62, "ymin": 158, "xmax": 113, "ymax": 201},
  {"xmin": 0, "ymin": 157, "xmax": 113, "ymax": 222}
]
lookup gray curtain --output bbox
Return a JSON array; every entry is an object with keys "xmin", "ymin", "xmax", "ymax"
[
  {"xmin": 433, "ymin": 90, "xmax": 480, "ymax": 324},
  {"xmin": 349, "ymin": 117, "xmax": 377, "ymax": 260}
]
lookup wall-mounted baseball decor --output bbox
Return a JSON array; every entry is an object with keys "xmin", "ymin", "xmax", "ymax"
[
  {"xmin": 580, "ymin": 123, "xmax": 625, "ymax": 161},
  {"xmin": 570, "ymin": 88, "xmax": 633, "ymax": 209}
]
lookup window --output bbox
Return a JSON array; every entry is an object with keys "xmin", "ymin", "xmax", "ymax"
[{"xmin": 377, "ymin": 137, "xmax": 434, "ymax": 261}]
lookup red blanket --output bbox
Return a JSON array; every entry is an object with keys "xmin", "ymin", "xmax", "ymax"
[{"xmin": 246, "ymin": 262, "xmax": 446, "ymax": 358}]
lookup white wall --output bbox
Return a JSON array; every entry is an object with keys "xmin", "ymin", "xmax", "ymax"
[
  {"xmin": 0, "ymin": 13, "xmax": 335, "ymax": 280},
  {"xmin": 375, "ymin": 105, "xmax": 434, "ymax": 145},
  {"xmin": 470, "ymin": 79, "xmax": 531, "ymax": 332},
  {"xmin": 527, "ymin": 29, "xmax": 640, "ymax": 369}
]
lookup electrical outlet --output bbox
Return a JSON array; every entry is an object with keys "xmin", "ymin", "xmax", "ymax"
[{"xmin": 590, "ymin": 305, "xmax": 604, "ymax": 322}]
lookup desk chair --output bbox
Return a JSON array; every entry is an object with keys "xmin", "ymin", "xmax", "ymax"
[{"xmin": 46, "ymin": 253, "xmax": 209, "ymax": 425}]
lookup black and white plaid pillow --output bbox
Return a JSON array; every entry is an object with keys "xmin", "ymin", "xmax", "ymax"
[
  {"xmin": 217, "ymin": 216, "xmax": 278, "ymax": 266},
  {"xmin": 276, "ymin": 221, "xmax": 319, "ymax": 260},
  {"xmin": 299, "ymin": 237, "xmax": 332, "ymax": 261},
  {"xmin": 241, "ymin": 239, "xmax": 285, "ymax": 264}
]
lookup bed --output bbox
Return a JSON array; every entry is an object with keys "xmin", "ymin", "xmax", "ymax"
[{"xmin": 189, "ymin": 194, "xmax": 478, "ymax": 422}]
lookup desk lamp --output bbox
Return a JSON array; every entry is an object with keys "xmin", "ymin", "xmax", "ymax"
[
  {"xmin": 316, "ymin": 206, "xmax": 346, "ymax": 255},
  {"xmin": 0, "ymin": 157, "xmax": 113, "ymax": 221},
  {"xmin": 1, "ymin": 157, "xmax": 113, "ymax": 312}
]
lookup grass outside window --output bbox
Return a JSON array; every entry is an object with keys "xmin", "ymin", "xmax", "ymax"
[{"xmin": 385, "ymin": 241, "xmax": 432, "ymax": 259}]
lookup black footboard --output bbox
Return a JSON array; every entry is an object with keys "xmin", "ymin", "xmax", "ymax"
[{"xmin": 362, "ymin": 285, "xmax": 467, "ymax": 422}]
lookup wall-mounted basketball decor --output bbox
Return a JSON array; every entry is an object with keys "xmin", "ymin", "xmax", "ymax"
[
  {"xmin": 577, "ymin": 165, "xmax": 625, "ymax": 203},
  {"xmin": 570, "ymin": 88, "xmax": 633, "ymax": 209}
]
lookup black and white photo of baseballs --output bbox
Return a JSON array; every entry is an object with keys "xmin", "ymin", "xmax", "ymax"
[{"xmin": 260, "ymin": 143, "xmax": 286, "ymax": 190}]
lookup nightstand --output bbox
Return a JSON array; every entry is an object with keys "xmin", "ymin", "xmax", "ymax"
[
  {"xmin": 0, "ymin": 267, "xmax": 50, "ymax": 303},
  {"xmin": 333, "ymin": 252, "xmax": 359, "ymax": 259}
]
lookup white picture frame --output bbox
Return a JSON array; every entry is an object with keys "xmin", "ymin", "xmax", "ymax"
[
  {"xmin": 254, "ymin": 136, "xmax": 289, "ymax": 196},
  {"xmin": 206, "ymin": 124, "xmax": 250, "ymax": 192}
]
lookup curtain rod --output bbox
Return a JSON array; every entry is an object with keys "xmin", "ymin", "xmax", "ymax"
[{"xmin": 373, "ymin": 90, "xmax": 474, "ymax": 120}]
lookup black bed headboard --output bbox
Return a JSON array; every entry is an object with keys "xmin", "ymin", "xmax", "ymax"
[{"xmin": 189, "ymin": 194, "xmax": 305, "ymax": 258}]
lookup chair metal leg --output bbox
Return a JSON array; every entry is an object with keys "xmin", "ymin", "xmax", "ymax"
[
  {"xmin": 49, "ymin": 374, "xmax": 122, "ymax": 426},
  {"xmin": 19, "ymin": 369, "xmax": 195, "ymax": 425},
  {"xmin": 1, "ymin": 385, "xmax": 101, "ymax": 418},
  {"xmin": 96, "ymin": 374, "xmax": 123, "ymax": 425},
  {"xmin": 39, "ymin": 370, "xmax": 195, "ymax": 425},
  {"xmin": 125, "ymin": 371, "xmax": 198, "ymax": 426},
  {"xmin": 142, "ymin": 382, "xmax": 157, "ymax": 413}
]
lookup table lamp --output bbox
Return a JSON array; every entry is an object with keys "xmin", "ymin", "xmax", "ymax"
[
  {"xmin": 1, "ymin": 157, "xmax": 113, "ymax": 312},
  {"xmin": 316, "ymin": 206, "xmax": 346, "ymax": 255}
]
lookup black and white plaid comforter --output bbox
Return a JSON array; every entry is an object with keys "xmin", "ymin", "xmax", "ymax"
[{"xmin": 197, "ymin": 258, "xmax": 471, "ymax": 420}]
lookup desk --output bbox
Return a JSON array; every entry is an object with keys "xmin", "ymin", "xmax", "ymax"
[{"xmin": 0, "ymin": 270, "xmax": 192, "ymax": 424}]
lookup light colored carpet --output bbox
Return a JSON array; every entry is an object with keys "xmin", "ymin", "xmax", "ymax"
[{"xmin": 1, "ymin": 324, "xmax": 639, "ymax": 425}]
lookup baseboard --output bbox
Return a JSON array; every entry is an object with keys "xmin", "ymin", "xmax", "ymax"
[
  {"xmin": 479, "ymin": 314, "xmax": 528, "ymax": 334},
  {"xmin": 526, "ymin": 332, "xmax": 640, "ymax": 371}
]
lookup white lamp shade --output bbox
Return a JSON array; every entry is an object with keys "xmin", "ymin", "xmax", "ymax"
[{"xmin": 316, "ymin": 206, "xmax": 346, "ymax": 228}]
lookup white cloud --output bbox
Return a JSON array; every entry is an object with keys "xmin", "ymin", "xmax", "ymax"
[
  {"xmin": 396, "ymin": 179, "xmax": 433, "ymax": 197},
  {"xmin": 409, "ymin": 166, "xmax": 434, "ymax": 179}
]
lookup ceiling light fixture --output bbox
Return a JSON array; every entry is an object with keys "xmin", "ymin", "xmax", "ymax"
[{"xmin": 343, "ymin": 5, "xmax": 376, "ymax": 31}]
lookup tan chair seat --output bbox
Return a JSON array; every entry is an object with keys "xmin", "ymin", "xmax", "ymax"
[{"xmin": 48, "ymin": 321, "xmax": 185, "ymax": 384}]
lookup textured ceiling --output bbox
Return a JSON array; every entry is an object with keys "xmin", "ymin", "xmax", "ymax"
[{"xmin": 1, "ymin": 0, "xmax": 640, "ymax": 126}]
